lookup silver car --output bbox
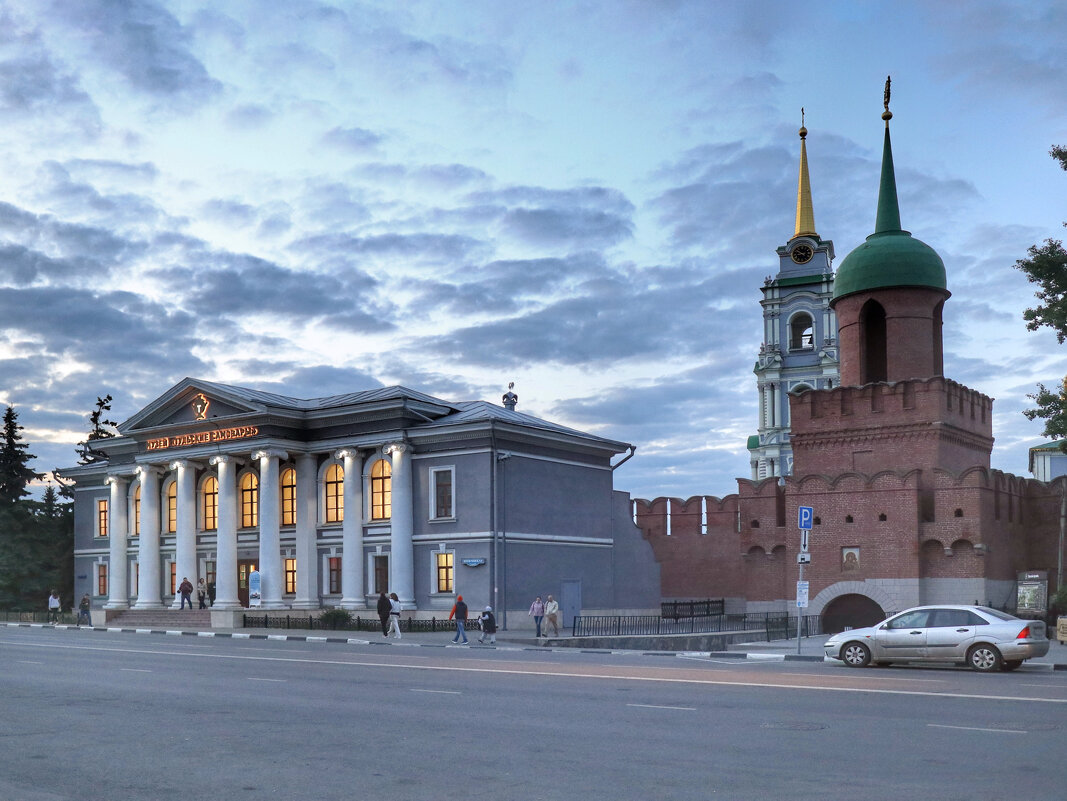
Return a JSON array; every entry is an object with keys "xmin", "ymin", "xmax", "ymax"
[{"xmin": 823, "ymin": 605, "xmax": 1049, "ymax": 672}]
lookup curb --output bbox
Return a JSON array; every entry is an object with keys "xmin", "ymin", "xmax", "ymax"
[{"xmin": 6, "ymin": 622, "xmax": 1065, "ymax": 669}]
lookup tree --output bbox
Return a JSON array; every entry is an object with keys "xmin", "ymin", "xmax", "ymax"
[
  {"xmin": 1018, "ymin": 146, "xmax": 1067, "ymax": 451},
  {"xmin": 0, "ymin": 406, "xmax": 43, "ymax": 505},
  {"xmin": 76, "ymin": 394, "xmax": 118, "ymax": 464}
]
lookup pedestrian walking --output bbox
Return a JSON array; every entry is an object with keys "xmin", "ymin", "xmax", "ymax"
[
  {"xmin": 77, "ymin": 593, "xmax": 91, "ymax": 626},
  {"xmin": 478, "ymin": 606, "xmax": 497, "ymax": 644},
  {"xmin": 529, "ymin": 595, "xmax": 545, "ymax": 637},
  {"xmin": 376, "ymin": 591, "xmax": 391, "ymax": 637},
  {"xmin": 388, "ymin": 592, "xmax": 402, "ymax": 639},
  {"xmin": 544, "ymin": 595, "xmax": 560, "ymax": 637},
  {"xmin": 47, "ymin": 590, "xmax": 61, "ymax": 623},
  {"xmin": 449, "ymin": 595, "xmax": 469, "ymax": 644},
  {"xmin": 178, "ymin": 577, "xmax": 194, "ymax": 610},
  {"xmin": 197, "ymin": 578, "xmax": 208, "ymax": 609}
]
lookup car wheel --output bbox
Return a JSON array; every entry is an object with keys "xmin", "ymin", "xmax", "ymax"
[
  {"xmin": 841, "ymin": 642, "xmax": 871, "ymax": 667},
  {"xmin": 1001, "ymin": 660, "xmax": 1023, "ymax": 672},
  {"xmin": 966, "ymin": 644, "xmax": 1002, "ymax": 672}
]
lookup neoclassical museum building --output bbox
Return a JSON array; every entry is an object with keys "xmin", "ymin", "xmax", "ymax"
[{"xmin": 62, "ymin": 378, "xmax": 659, "ymax": 626}]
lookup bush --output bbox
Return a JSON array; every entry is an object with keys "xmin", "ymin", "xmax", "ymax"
[{"xmin": 317, "ymin": 609, "xmax": 353, "ymax": 629}]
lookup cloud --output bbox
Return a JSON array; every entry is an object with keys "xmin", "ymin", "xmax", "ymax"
[{"xmin": 321, "ymin": 126, "xmax": 383, "ymax": 154}]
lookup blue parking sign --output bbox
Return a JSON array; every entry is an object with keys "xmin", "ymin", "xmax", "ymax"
[{"xmin": 798, "ymin": 505, "xmax": 813, "ymax": 530}]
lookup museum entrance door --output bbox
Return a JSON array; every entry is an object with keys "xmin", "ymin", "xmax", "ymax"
[{"xmin": 237, "ymin": 560, "xmax": 257, "ymax": 607}]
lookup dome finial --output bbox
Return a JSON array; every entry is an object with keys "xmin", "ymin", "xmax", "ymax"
[{"xmin": 882, "ymin": 75, "xmax": 893, "ymax": 125}]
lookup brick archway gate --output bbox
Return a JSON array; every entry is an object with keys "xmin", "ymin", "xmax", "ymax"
[{"xmin": 820, "ymin": 593, "xmax": 886, "ymax": 634}]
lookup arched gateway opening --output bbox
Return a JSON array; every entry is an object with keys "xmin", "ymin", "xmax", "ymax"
[{"xmin": 820, "ymin": 594, "xmax": 885, "ymax": 634}]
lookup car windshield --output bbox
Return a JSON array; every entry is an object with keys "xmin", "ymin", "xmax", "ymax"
[{"xmin": 977, "ymin": 607, "xmax": 1017, "ymax": 622}]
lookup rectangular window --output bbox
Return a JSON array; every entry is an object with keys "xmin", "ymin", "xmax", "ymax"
[
  {"xmin": 430, "ymin": 467, "xmax": 454, "ymax": 520},
  {"xmin": 284, "ymin": 558, "xmax": 297, "ymax": 594},
  {"xmin": 97, "ymin": 499, "xmax": 108, "ymax": 537},
  {"xmin": 204, "ymin": 561, "xmax": 216, "ymax": 589},
  {"xmin": 281, "ymin": 468, "xmax": 296, "ymax": 526},
  {"xmin": 169, "ymin": 562, "xmax": 176, "ymax": 595},
  {"xmin": 373, "ymin": 555, "xmax": 389, "ymax": 595},
  {"xmin": 435, "ymin": 551, "xmax": 454, "ymax": 594},
  {"xmin": 166, "ymin": 483, "xmax": 177, "ymax": 533},
  {"xmin": 97, "ymin": 563, "xmax": 108, "ymax": 596},
  {"xmin": 328, "ymin": 557, "xmax": 342, "ymax": 594}
]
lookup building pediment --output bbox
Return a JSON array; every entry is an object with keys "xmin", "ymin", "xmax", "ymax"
[{"xmin": 119, "ymin": 378, "xmax": 269, "ymax": 434}]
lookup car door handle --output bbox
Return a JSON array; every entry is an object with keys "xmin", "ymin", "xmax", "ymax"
[
  {"xmin": 910, "ymin": 631, "xmax": 922, "ymax": 635},
  {"xmin": 955, "ymin": 628, "xmax": 970, "ymax": 633}
]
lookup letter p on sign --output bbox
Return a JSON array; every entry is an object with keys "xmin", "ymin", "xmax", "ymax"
[{"xmin": 798, "ymin": 505, "xmax": 813, "ymax": 530}]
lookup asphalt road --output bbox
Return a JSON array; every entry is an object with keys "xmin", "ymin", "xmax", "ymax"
[{"xmin": 2, "ymin": 627, "xmax": 1065, "ymax": 801}]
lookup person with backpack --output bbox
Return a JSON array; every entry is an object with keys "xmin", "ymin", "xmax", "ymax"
[
  {"xmin": 478, "ymin": 606, "xmax": 497, "ymax": 645},
  {"xmin": 449, "ymin": 595, "xmax": 469, "ymax": 644}
]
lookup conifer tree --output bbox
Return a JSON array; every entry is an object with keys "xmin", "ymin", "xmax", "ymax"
[{"xmin": 0, "ymin": 406, "xmax": 43, "ymax": 505}]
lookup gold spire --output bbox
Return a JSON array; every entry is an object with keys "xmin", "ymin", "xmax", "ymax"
[{"xmin": 794, "ymin": 107, "xmax": 817, "ymax": 238}]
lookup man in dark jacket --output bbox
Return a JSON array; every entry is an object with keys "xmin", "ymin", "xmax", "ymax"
[
  {"xmin": 449, "ymin": 595, "xmax": 469, "ymax": 644},
  {"xmin": 178, "ymin": 577, "xmax": 194, "ymax": 610},
  {"xmin": 376, "ymin": 591, "xmax": 391, "ymax": 637}
]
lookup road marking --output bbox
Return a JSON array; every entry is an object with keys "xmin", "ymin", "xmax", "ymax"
[
  {"xmin": 411, "ymin": 689, "xmax": 461, "ymax": 694},
  {"xmin": 928, "ymin": 724, "xmax": 1027, "ymax": 734},
  {"xmin": 3, "ymin": 636, "xmax": 1064, "ymax": 705},
  {"xmin": 627, "ymin": 703, "xmax": 695, "ymax": 711},
  {"xmin": 247, "ymin": 677, "xmax": 286, "ymax": 682},
  {"xmin": 17, "ymin": 660, "xmax": 43, "ymax": 664},
  {"xmin": 120, "ymin": 668, "xmax": 152, "ymax": 672}
]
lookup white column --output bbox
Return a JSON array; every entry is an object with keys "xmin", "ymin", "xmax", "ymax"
[
  {"xmin": 133, "ymin": 465, "xmax": 164, "ymax": 609},
  {"xmin": 104, "ymin": 475, "xmax": 130, "ymax": 610},
  {"xmin": 292, "ymin": 453, "xmax": 320, "ymax": 610},
  {"xmin": 336, "ymin": 448, "xmax": 365, "ymax": 609},
  {"xmin": 169, "ymin": 460, "xmax": 198, "ymax": 608},
  {"xmin": 385, "ymin": 442, "xmax": 415, "ymax": 607},
  {"xmin": 253, "ymin": 449, "xmax": 288, "ymax": 610},
  {"xmin": 210, "ymin": 455, "xmax": 240, "ymax": 610}
]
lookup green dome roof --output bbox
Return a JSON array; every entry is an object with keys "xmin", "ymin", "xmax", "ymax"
[
  {"xmin": 833, "ymin": 121, "xmax": 948, "ymax": 302},
  {"xmin": 834, "ymin": 229, "xmax": 946, "ymax": 300}
]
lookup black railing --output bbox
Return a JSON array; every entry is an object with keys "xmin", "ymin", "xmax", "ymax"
[
  {"xmin": 573, "ymin": 611, "xmax": 822, "ymax": 641},
  {"xmin": 661, "ymin": 599, "xmax": 725, "ymax": 620},
  {"xmin": 242, "ymin": 614, "xmax": 483, "ymax": 633},
  {"xmin": 1, "ymin": 610, "xmax": 78, "ymax": 625}
]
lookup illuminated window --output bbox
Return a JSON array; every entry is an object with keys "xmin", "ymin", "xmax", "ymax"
[
  {"xmin": 435, "ymin": 551, "xmax": 454, "ymax": 594},
  {"xmin": 97, "ymin": 499, "xmax": 108, "ymax": 538},
  {"xmin": 280, "ymin": 467, "xmax": 296, "ymax": 526},
  {"xmin": 166, "ymin": 481, "xmax": 177, "ymax": 533},
  {"xmin": 97, "ymin": 563, "xmax": 108, "ymax": 596},
  {"xmin": 371, "ymin": 460, "xmax": 391, "ymax": 520},
  {"xmin": 328, "ymin": 557, "xmax": 342, "ymax": 594},
  {"xmin": 430, "ymin": 467, "xmax": 454, "ymax": 520},
  {"xmin": 240, "ymin": 472, "xmax": 259, "ymax": 528},
  {"xmin": 373, "ymin": 554, "xmax": 389, "ymax": 594},
  {"xmin": 170, "ymin": 562, "xmax": 176, "ymax": 595},
  {"xmin": 324, "ymin": 463, "xmax": 343, "ymax": 523},
  {"xmin": 284, "ymin": 558, "xmax": 297, "ymax": 594},
  {"xmin": 133, "ymin": 485, "xmax": 141, "ymax": 536},
  {"xmin": 202, "ymin": 477, "xmax": 218, "ymax": 531}
]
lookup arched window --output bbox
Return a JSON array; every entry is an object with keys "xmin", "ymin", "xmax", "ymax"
[
  {"xmin": 165, "ymin": 481, "xmax": 177, "ymax": 533},
  {"xmin": 324, "ymin": 463, "xmax": 344, "ymax": 523},
  {"xmin": 133, "ymin": 484, "xmax": 141, "ymax": 536},
  {"xmin": 371, "ymin": 459, "xmax": 391, "ymax": 520},
  {"xmin": 859, "ymin": 299, "xmax": 887, "ymax": 383},
  {"xmin": 240, "ymin": 472, "xmax": 259, "ymax": 528},
  {"xmin": 280, "ymin": 467, "xmax": 296, "ymax": 526},
  {"xmin": 789, "ymin": 313, "xmax": 814, "ymax": 350},
  {"xmin": 202, "ymin": 476, "xmax": 218, "ymax": 531}
]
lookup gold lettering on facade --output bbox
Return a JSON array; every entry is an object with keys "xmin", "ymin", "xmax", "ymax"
[{"xmin": 145, "ymin": 425, "xmax": 259, "ymax": 452}]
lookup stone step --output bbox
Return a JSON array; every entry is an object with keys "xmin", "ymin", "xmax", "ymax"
[{"xmin": 108, "ymin": 610, "xmax": 213, "ymax": 628}]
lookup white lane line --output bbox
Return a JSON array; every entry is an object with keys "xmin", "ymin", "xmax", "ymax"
[
  {"xmin": 120, "ymin": 668, "xmax": 152, "ymax": 672},
  {"xmin": 627, "ymin": 703, "xmax": 696, "ymax": 711},
  {"xmin": 247, "ymin": 677, "xmax": 286, "ymax": 682},
  {"xmin": 17, "ymin": 660, "xmax": 43, "ymax": 664},
  {"xmin": 3, "ymin": 637, "xmax": 1063, "ymax": 705},
  {"xmin": 928, "ymin": 724, "xmax": 1027, "ymax": 734},
  {"xmin": 411, "ymin": 689, "xmax": 461, "ymax": 694}
]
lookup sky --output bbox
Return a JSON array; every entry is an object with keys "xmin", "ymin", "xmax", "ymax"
[{"xmin": 0, "ymin": 0, "xmax": 1064, "ymax": 502}]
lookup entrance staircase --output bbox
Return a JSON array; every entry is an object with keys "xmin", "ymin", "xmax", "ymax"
[{"xmin": 106, "ymin": 609, "xmax": 213, "ymax": 630}]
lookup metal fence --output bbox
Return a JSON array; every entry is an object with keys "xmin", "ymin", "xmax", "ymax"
[
  {"xmin": 1, "ymin": 610, "xmax": 77, "ymax": 625},
  {"xmin": 660, "ymin": 599, "xmax": 725, "ymax": 619},
  {"xmin": 572, "ymin": 611, "xmax": 823, "ymax": 641},
  {"xmin": 242, "ymin": 614, "xmax": 482, "ymax": 633}
]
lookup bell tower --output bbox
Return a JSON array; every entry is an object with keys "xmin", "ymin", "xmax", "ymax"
[{"xmin": 750, "ymin": 113, "xmax": 840, "ymax": 479}]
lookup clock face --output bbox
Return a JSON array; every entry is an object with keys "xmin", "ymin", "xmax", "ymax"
[{"xmin": 791, "ymin": 244, "xmax": 814, "ymax": 264}]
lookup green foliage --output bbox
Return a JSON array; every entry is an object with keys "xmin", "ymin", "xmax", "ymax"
[
  {"xmin": 1023, "ymin": 377, "xmax": 1067, "ymax": 453},
  {"xmin": 1051, "ymin": 585, "xmax": 1067, "ymax": 615},
  {"xmin": 77, "ymin": 394, "xmax": 118, "ymax": 464},
  {"xmin": 317, "ymin": 608, "xmax": 354, "ymax": 629},
  {"xmin": 0, "ymin": 406, "xmax": 44, "ymax": 505}
]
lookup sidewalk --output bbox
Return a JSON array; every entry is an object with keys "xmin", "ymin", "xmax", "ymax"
[{"xmin": 11, "ymin": 622, "xmax": 1066, "ymax": 670}]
